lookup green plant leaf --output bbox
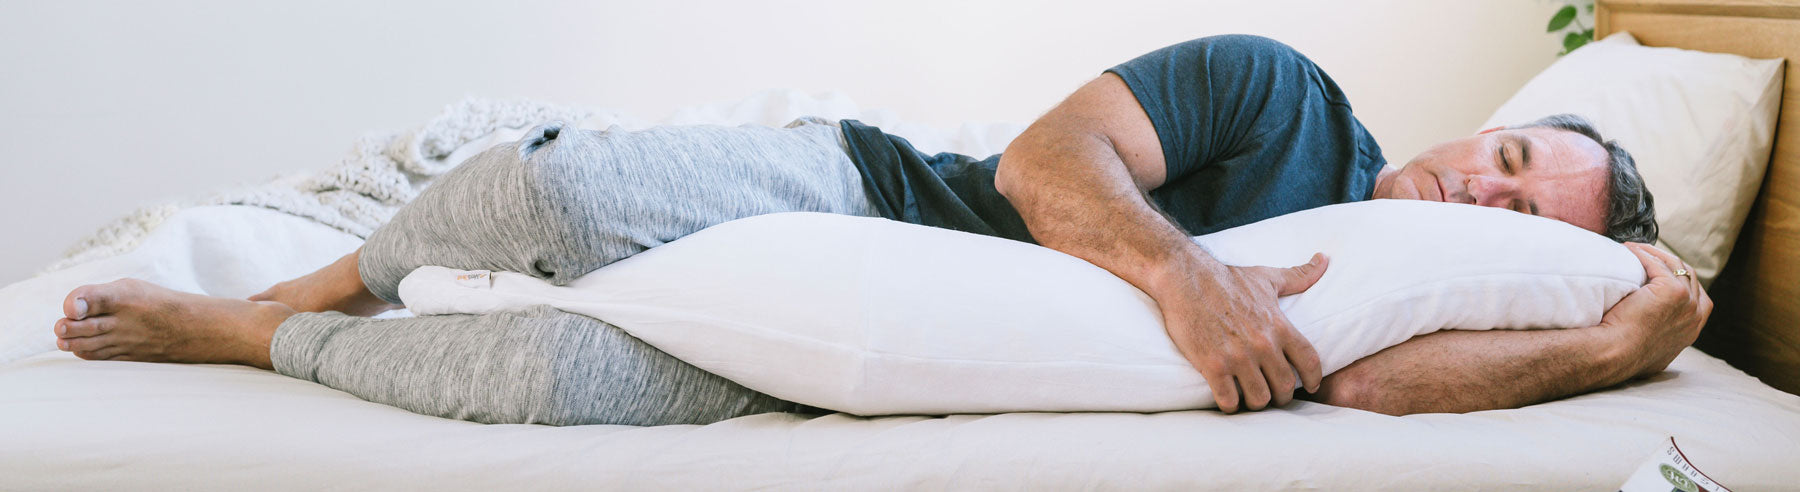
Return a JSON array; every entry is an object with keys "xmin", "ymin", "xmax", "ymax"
[
  {"xmin": 1548, "ymin": 5, "xmax": 1577, "ymax": 32},
  {"xmin": 1564, "ymin": 31, "xmax": 1588, "ymax": 53}
]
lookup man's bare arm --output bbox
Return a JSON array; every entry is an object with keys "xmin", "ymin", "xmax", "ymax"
[
  {"xmin": 1311, "ymin": 329, "xmax": 1633, "ymax": 415},
  {"xmin": 996, "ymin": 74, "xmax": 1328, "ymax": 412},
  {"xmin": 1312, "ymin": 243, "xmax": 1711, "ymax": 415}
]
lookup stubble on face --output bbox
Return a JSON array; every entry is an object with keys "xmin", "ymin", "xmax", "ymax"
[{"xmin": 1374, "ymin": 128, "xmax": 1612, "ymax": 234}]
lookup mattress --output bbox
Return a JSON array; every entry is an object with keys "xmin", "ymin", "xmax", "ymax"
[{"xmin": 3, "ymin": 342, "xmax": 1798, "ymax": 490}]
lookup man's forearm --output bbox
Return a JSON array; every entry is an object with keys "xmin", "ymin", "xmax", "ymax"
[{"xmin": 1310, "ymin": 327, "xmax": 1639, "ymax": 415}]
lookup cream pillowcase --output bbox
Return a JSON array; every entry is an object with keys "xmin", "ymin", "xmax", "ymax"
[
  {"xmin": 1480, "ymin": 31, "xmax": 1783, "ymax": 285},
  {"xmin": 398, "ymin": 200, "xmax": 1644, "ymax": 416}
]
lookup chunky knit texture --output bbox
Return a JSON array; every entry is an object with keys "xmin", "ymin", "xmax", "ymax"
[
  {"xmin": 41, "ymin": 98, "xmax": 593, "ymax": 275},
  {"xmin": 37, "ymin": 90, "xmax": 1028, "ymax": 277}
]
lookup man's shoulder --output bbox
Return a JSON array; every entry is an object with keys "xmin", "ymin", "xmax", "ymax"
[
  {"xmin": 1178, "ymin": 34, "xmax": 1303, "ymax": 58},
  {"xmin": 1114, "ymin": 34, "xmax": 1337, "ymax": 108},
  {"xmin": 1148, "ymin": 35, "xmax": 1314, "ymax": 72}
]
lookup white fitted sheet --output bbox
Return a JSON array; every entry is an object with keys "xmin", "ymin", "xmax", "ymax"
[{"xmin": 2, "ymin": 345, "xmax": 1797, "ymax": 490}]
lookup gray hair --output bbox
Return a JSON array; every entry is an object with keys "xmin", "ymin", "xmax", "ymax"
[{"xmin": 1514, "ymin": 114, "xmax": 1658, "ymax": 243}]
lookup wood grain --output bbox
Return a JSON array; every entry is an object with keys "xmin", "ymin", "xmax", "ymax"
[{"xmin": 1598, "ymin": 0, "xmax": 1800, "ymax": 395}]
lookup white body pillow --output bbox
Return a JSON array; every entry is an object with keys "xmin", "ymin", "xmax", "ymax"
[{"xmin": 399, "ymin": 200, "xmax": 1644, "ymax": 415}]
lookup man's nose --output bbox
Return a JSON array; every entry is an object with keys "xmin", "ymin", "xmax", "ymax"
[{"xmin": 1466, "ymin": 175, "xmax": 1518, "ymax": 207}]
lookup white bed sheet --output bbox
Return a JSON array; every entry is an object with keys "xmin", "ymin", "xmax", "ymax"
[{"xmin": 2, "ymin": 344, "xmax": 1797, "ymax": 490}]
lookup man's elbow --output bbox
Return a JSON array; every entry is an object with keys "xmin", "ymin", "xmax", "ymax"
[
  {"xmin": 994, "ymin": 157, "xmax": 1019, "ymax": 200},
  {"xmin": 1309, "ymin": 372, "xmax": 1413, "ymax": 416},
  {"xmin": 993, "ymin": 143, "xmax": 1032, "ymax": 201},
  {"xmin": 993, "ymin": 120, "xmax": 1068, "ymax": 201}
]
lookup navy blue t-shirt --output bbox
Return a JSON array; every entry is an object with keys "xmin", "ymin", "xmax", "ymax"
[{"xmin": 840, "ymin": 34, "xmax": 1386, "ymax": 243}]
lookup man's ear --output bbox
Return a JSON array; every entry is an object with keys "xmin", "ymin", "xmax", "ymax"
[{"xmin": 1477, "ymin": 126, "xmax": 1505, "ymax": 135}]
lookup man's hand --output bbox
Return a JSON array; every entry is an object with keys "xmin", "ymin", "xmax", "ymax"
[
  {"xmin": 996, "ymin": 74, "xmax": 1337, "ymax": 413},
  {"xmin": 1598, "ymin": 243, "xmax": 1713, "ymax": 378},
  {"xmin": 1158, "ymin": 253, "xmax": 1329, "ymax": 413}
]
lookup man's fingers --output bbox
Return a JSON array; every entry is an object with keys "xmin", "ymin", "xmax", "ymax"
[
  {"xmin": 1236, "ymin": 365, "xmax": 1275, "ymax": 411},
  {"xmin": 1208, "ymin": 372, "xmax": 1241, "ymax": 413},
  {"xmin": 1637, "ymin": 243, "xmax": 1686, "ymax": 269},
  {"xmin": 1258, "ymin": 354, "xmax": 1297, "ymax": 407},
  {"xmin": 1631, "ymin": 244, "xmax": 1698, "ymax": 303},
  {"xmin": 1273, "ymin": 253, "xmax": 1330, "ymax": 296},
  {"xmin": 1637, "ymin": 244, "xmax": 1707, "ymax": 321},
  {"xmin": 1282, "ymin": 328, "xmax": 1323, "ymax": 393},
  {"xmin": 1627, "ymin": 244, "xmax": 1674, "ymax": 280},
  {"xmin": 1632, "ymin": 243, "xmax": 1688, "ymax": 281},
  {"xmin": 1686, "ymin": 265, "xmax": 1702, "ymax": 304}
]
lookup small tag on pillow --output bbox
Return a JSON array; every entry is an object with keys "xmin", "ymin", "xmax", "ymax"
[
  {"xmin": 453, "ymin": 270, "xmax": 493, "ymax": 289},
  {"xmin": 1616, "ymin": 437, "xmax": 1729, "ymax": 492}
]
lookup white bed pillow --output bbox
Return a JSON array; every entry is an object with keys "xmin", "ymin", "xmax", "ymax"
[
  {"xmin": 399, "ymin": 200, "xmax": 1644, "ymax": 415},
  {"xmin": 1480, "ymin": 31, "xmax": 1784, "ymax": 285}
]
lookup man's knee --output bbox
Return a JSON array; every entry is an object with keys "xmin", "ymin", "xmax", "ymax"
[{"xmin": 357, "ymin": 121, "xmax": 634, "ymax": 299}]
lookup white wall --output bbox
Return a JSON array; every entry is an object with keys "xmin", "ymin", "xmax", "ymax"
[{"xmin": 0, "ymin": 0, "xmax": 1566, "ymax": 285}]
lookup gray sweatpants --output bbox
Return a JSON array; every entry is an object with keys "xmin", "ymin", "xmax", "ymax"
[{"xmin": 269, "ymin": 118, "xmax": 879, "ymax": 426}]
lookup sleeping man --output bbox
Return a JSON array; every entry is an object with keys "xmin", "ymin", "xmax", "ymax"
[{"xmin": 48, "ymin": 35, "xmax": 1710, "ymax": 424}]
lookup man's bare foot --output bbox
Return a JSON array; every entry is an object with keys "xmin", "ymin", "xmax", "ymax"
[
  {"xmin": 248, "ymin": 248, "xmax": 401, "ymax": 316},
  {"xmin": 52, "ymin": 278, "xmax": 296, "ymax": 370}
]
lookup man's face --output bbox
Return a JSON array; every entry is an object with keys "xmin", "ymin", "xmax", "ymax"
[{"xmin": 1372, "ymin": 127, "xmax": 1611, "ymax": 234}]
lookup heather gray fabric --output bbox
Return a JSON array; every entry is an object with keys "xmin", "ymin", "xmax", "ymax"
[
  {"xmin": 272, "ymin": 306, "xmax": 819, "ymax": 426},
  {"xmin": 358, "ymin": 118, "xmax": 876, "ymax": 305},
  {"xmin": 270, "ymin": 118, "xmax": 873, "ymax": 426}
]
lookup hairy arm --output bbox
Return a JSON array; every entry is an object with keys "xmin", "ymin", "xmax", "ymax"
[
  {"xmin": 997, "ymin": 74, "xmax": 1327, "ymax": 412},
  {"xmin": 1311, "ymin": 329, "xmax": 1633, "ymax": 414},
  {"xmin": 1312, "ymin": 243, "xmax": 1711, "ymax": 415},
  {"xmin": 995, "ymin": 76, "xmax": 1194, "ymax": 302}
]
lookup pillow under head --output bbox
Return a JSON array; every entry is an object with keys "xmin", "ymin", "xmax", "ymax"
[
  {"xmin": 1481, "ymin": 31, "xmax": 1784, "ymax": 285},
  {"xmin": 400, "ymin": 200, "xmax": 1644, "ymax": 415}
]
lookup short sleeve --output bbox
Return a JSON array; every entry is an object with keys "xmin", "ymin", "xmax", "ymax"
[{"xmin": 1105, "ymin": 35, "xmax": 1331, "ymax": 182}]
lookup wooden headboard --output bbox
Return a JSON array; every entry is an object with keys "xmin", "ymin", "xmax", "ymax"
[{"xmin": 1596, "ymin": 0, "xmax": 1800, "ymax": 395}]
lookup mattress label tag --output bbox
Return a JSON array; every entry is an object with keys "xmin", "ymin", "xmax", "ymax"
[
  {"xmin": 1616, "ymin": 436, "xmax": 1729, "ymax": 492},
  {"xmin": 454, "ymin": 270, "xmax": 493, "ymax": 289}
]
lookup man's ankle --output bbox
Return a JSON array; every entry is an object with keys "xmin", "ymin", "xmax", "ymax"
[{"xmin": 242, "ymin": 301, "xmax": 299, "ymax": 370}]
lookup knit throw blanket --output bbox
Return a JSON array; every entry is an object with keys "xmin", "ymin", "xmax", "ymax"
[
  {"xmin": 40, "ymin": 98, "xmax": 592, "ymax": 275},
  {"xmin": 39, "ymin": 91, "xmax": 1025, "ymax": 278}
]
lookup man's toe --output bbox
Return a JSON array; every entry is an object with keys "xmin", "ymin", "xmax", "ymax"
[
  {"xmin": 56, "ymin": 316, "xmax": 112, "ymax": 338},
  {"xmin": 64, "ymin": 279, "xmax": 142, "ymax": 320},
  {"xmin": 61, "ymin": 335, "xmax": 111, "ymax": 355},
  {"xmin": 71, "ymin": 341, "xmax": 131, "ymax": 361}
]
